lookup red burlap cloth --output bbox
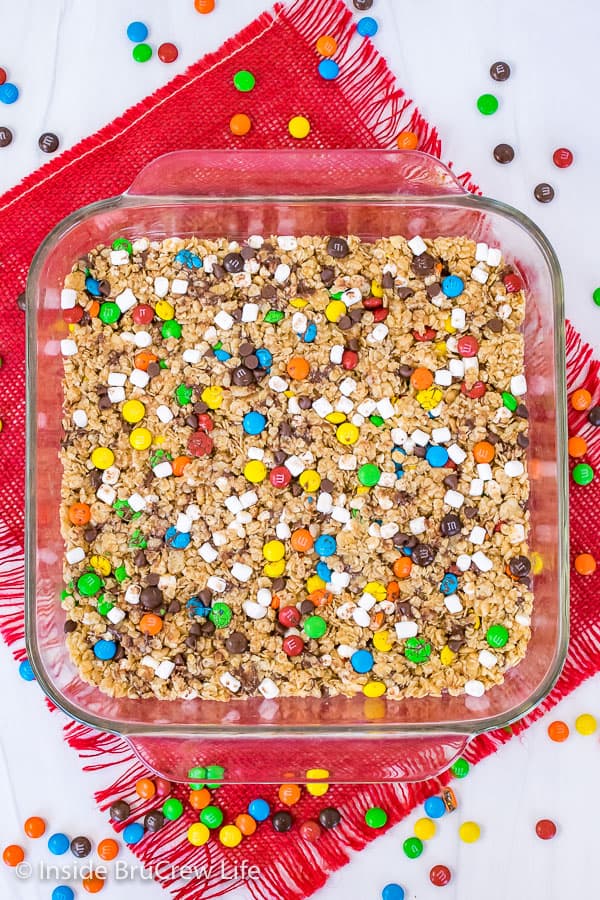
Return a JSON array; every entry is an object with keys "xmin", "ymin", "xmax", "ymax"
[{"xmin": 0, "ymin": 1, "xmax": 598, "ymax": 898}]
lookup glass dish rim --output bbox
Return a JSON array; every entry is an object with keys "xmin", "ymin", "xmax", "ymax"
[{"xmin": 24, "ymin": 184, "xmax": 569, "ymax": 742}]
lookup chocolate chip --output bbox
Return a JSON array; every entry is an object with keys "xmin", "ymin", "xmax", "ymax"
[
  {"xmin": 279, "ymin": 422, "xmax": 292, "ymax": 437},
  {"xmin": 114, "ymin": 645, "xmax": 126, "ymax": 662},
  {"xmin": 245, "ymin": 354, "xmax": 259, "ymax": 370},
  {"xmin": 64, "ymin": 619, "xmax": 77, "ymax": 633},
  {"xmin": 271, "ymin": 577, "xmax": 286, "ymax": 592},
  {"xmin": 38, "ymin": 132, "xmax": 60, "ymax": 153},
  {"xmin": 381, "ymin": 271, "xmax": 395, "ymax": 290},
  {"xmin": 463, "ymin": 506, "xmax": 478, "ymax": 519},
  {"xmin": 485, "ymin": 430, "xmax": 499, "ymax": 445},
  {"xmin": 588, "ymin": 405, "xmax": 600, "ymax": 426},
  {"xmin": 168, "ymin": 600, "xmax": 180, "ymax": 614},
  {"xmin": 413, "ymin": 446, "xmax": 426, "ymax": 459},
  {"xmin": 194, "ymin": 400, "xmax": 209, "ymax": 414},
  {"xmin": 515, "ymin": 404, "xmax": 529, "ymax": 419},
  {"xmin": 490, "ymin": 61, "xmax": 511, "ymax": 81},
  {"xmin": 212, "ymin": 263, "xmax": 225, "ymax": 280},
  {"xmin": 319, "ymin": 807, "xmax": 341, "ymax": 829},
  {"xmin": 411, "ymin": 252, "xmax": 435, "ymax": 275},
  {"xmin": 349, "ymin": 309, "xmax": 363, "ymax": 323},
  {"xmin": 185, "ymin": 414, "xmax": 199, "ymax": 429},
  {"xmin": 354, "ymin": 0, "xmax": 373, "ymax": 7},
  {"xmin": 300, "ymin": 600, "xmax": 315, "ymax": 616},
  {"xmin": 189, "ymin": 622, "xmax": 202, "ymax": 636},
  {"xmin": 290, "ymin": 482, "xmax": 303, "ymax": 497},
  {"xmin": 272, "ymin": 811, "xmax": 294, "ymax": 832},
  {"xmin": 84, "ymin": 525, "xmax": 99, "ymax": 542},
  {"xmin": 200, "ymin": 620, "xmax": 216, "ymax": 636},
  {"xmin": 393, "ymin": 532, "xmax": 411, "ymax": 548},
  {"xmin": 0, "ymin": 126, "xmax": 13, "ymax": 147},
  {"xmin": 509, "ymin": 555, "xmax": 531, "ymax": 577},
  {"xmin": 486, "ymin": 317, "xmax": 503, "ymax": 333},
  {"xmin": 185, "ymin": 636, "xmax": 197, "ymax": 649},
  {"xmin": 16, "ymin": 291, "xmax": 26, "ymax": 311},
  {"xmin": 338, "ymin": 315, "xmax": 352, "ymax": 330},
  {"xmin": 140, "ymin": 585, "xmax": 163, "ymax": 610},
  {"xmin": 412, "ymin": 543, "xmax": 437, "ymax": 566},
  {"xmin": 145, "ymin": 573, "xmax": 160, "ymax": 586},
  {"xmin": 239, "ymin": 342, "xmax": 255, "ymax": 357},
  {"xmin": 534, "ymin": 183, "xmax": 555, "ymax": 203},
  {"xmin": 443, "ymin": 474, "xmax": 458, "ymax": 490},
  {"xmin": 147, "ymin": 362, "xmax": 160, "ymax": 377},
  {"xmin": 297, "ymin": 395, "xmax": 312, "ymax": 410},
  {"xmin": 347, "ymin": 337, "xmax": 360, "ymax": 351},
  {"xmin": 109, "ymin": 800, "xmax": 130, "ymax": 822},
  {"xmin": 225, "ymin": 632, "xmax": 249, "ymax": 654},
  {"xmin": 144, "ymin": 810, "xmax": 165, "ymax": 832},
  {"xmin": 198, "ymin": 588, "xmax": 213, "ymax": 605},
  {"xmin": 517, "ymin": 433, "xmax": 530, "ymax": 449},
  {"xmin": 321, "ymin": 478, "xmax": 335, "ymax": 493},
  {"xmin": 320, "ymin": 267, "xmax": 335, "ymax": 287},
  {"xmin": 448, "ymin": 636, "xmax": 466, "ymax": 652},
  {"xmin": 241, "ymin": 245, "xmax": 256, "ymax": 260},
  {"xmin": 440, "ymin": 514, "xmax": 461, "ymax": 537},
  {"xmin": 223, "ymin": 252, "xmax": 244, "ymax": 273},
  {"xmin": 327, "ymin": 236, "xmax": 349, "ymax": 258},
  {"xmin": 493, "ymin": 143, "xmax": 515, "ymax": 164},
  {"xmin": 397, "ymin": 287, "xmax": 414, "ymax": 300},
  {"xmin": 98, "ymin": 395, "xmax": 111, "ymax": 410},
  {"xmin": 273, "ymin": 449, "xmax": 288, "ymax": 464},
  {"xmin": 261, "ymin": 283, "xmax": 277, "ymax": 299},
  {"xmin": 70, "ymin": 836, "xmax": 92, "ymax": 857},
  {"xmin": 98, "ymin": 279, "xmax": 111, "ymax": 297},
  {"xmin": 232, "ymin": 365, "xmax": 254, "ymax": 386}
]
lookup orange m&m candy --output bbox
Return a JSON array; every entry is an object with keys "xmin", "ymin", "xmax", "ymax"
[
  {"xmin": 392, "ymin": 556, "xmax": 412, "ymax": 578},
  {"xmin": 139, "ymin": 614, "xmax": 162, "ymax": 636},
  {"xmin": 195, "ymin": 0, "xmax": 215, "ymax": 11},
  {"xmin": 88, "ymin": 300, "xmax": 100, "ymax": 318},
  {"xmin": 571, "ymin": 389, "xmax": 592, "ymax": 411},
  {"xmin": 291, "ymin": 528, "xmax": 314, "ymax": 552},
  {"xmin": 134, "ymin": 350, "xmax": 158, "ymax": 371},
  {"xmin": 286, "ymin": 356, "xmax": 310, "ymax": 380},
  {"xmin": 83, "ymin": 872, "xmax": 105, "ymax": 893},
  {"xmin": 24, "ymin": 816, "xmax": 46, "ymax": 838},
  {"xmin": 568, "ymin": 436, "xmax": 587, "ymax": 457},
  {"xmin": 396, "ymin": 131, "xmax": 419, "ymax": 150},
  {"xmin": 68, "ymin": 502, "xmax": 91, "ymax": 526},
  {"xmin": 136, "ymin": 778, "xmax": 156, "ymax": 799},
  {"xmin": 235, "ymin": 813, "xmax": 257, "ymax": 836},
  {"xmin": 3, "ymin": 845, "xmax": 25, "ymax": 866},
  {"xmin": 279, "ymin": 783, "xmax": 302, "ymax": 806},
  {"xmin": 316, "ymin": 35, "xmax": 337, "ymax": 56},
  {"xmin": 410, "ymin": 367, "xmax": 433, "ymax": 390},
  {"xmin": 547, "ymin": 720, "xmax": 569, "ymax": 742},
  {"xmin": 574, "ymin": 553, "xmax": 596, "ymax": 576},
  {"xmin": 189, "ymin": 788, "xmax": 211, "ymax": 810},
  {"xmin": 473, "ymin": 441, "xmax": 495, "ymax": 464},
  {"xmin": 172, "ymin": 455, "xmax": 192, "ymax": 476},
  {"xmin": 97, "ymin": 838, "xmax": 119, "ymax": 861},
  {"xmin": 230, "ymin": 113, "xmax": 252, "ymax": 136}
]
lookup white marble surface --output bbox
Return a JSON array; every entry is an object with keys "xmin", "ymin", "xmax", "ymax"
[{"xmin": 1, "ymin": 1, "xmax": 599, "ymax": 899}]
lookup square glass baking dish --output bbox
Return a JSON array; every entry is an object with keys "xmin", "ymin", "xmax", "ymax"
[{"xmin": 25, "ymin": 150, "xmax": 568, "ymax": 784}]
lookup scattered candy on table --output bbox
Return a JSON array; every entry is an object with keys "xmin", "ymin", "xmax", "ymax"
[
  {"xmin": 535, "ymin": 818, "xmax": 557, "ymax": 840},
  {"xmin": 458, "ymin": 821, "xmax": 481, "ymax": 843},
  {"xmin": 18, "ymin": 658, "xmax": 35, "ymax": 681},
  {"xmin": 430, "ymin": 864, "xmax": 452, "ymax": 886},
  {"xmin": 575, "ymin": 712, "xmax": 597, "ymax": 735}
]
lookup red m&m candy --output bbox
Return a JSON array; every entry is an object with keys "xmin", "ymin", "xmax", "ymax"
[
  {"xmin": 457, "ymin": 335, "xmax": 479, "ymax": 357},
  {"xmin": 461, "ymin": 380, "xmax": 486, "ymax": 399},
  {"xmin": 132, "ymin": 304, "xmax": 154, "ymax": 325},
  {"xmin": 430, "ymin": 864, "xmax": 452, "ymax": 886},
  {"xmin": 553, "ymin": 148, "xmax": 573, "ymax": 169},
  {"xmin": 270, "ymin": 466, "xmax": 292, "ymax": 488},
  {"xmin": 278, "ymin": 606, "xmax": 301, "ymax": 628},
  {"xmin": 187, "ymin": 431, "xmax": 213, "ymax": 457},
  {"xmin": 535, "ymin": 818, "xmax": 557, "ymax": 840},
  {"xmin": 283, "ymin": 634, "xmax": 304, "ymax": 656},
  {"xmin": 342, "ymin": 349, "xmax": 359, "ymax": 370},
  {"xmin": 503, "ymin": 273, "xmax": 523, "ymax": 293},
  {"xmin": 63, "ymin": 305, "xmax": 84, "ymax": 324}
]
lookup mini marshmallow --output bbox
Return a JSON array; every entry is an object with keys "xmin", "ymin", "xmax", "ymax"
[
  {"xmin": 107, "ymin": 372, "xmax": 127, "ymax": 387},
  {"xmin": 510, "ymin": 374, "xmax": 527, "ymax": 398},
  {"xmin": 336, "ymin": 396, "xmax": 354, "ymax": 415},
  {"xmin": 207, "ymin": 576, "xmax": 227, "ymax": 592},
  {"xmin": 351, "ymin": 414, "xmax": 365, "ymax": 427},
  {"xmin": 152, "ymin": 461, "xmax": 173, "ymax": 478},
  {"xmin": 380, "ymin": 522, "xmax": 399, "ymax": 539},
  {"xmin": 212, "ymin": 531, "xmax": 227, "ymax": 547},
  {"xmin": 463, "ymin": 357, "xmax": 479, "ymax": 375},
  {"xmin": 155, "ymin": 660, "xmax": 175, "ymax": 680},
  {"xmin": 469, "ymin": 478, "xmax": 484, "ymax": 497},
  {"xmin": 220, "ymin": 672, "xmax": 241, "ymax": 693},
  {"xmin": 339, "ymin": 377, "xmax": 357, "ymax": 396},
  {"xmin": 274, "ymin": 263, "xmax": 291, "ymax": 283},
  {"xmin": 269, "ymin": 376, "xmax": 288, "ymax": 393},
  {"xmin": 60, "ymin": 288, "xmax": 77, "ymax": 309},
  {"xmin": 409, "ymin": 516, "xmax": 426, "ymax": 535},
  {"xmin": 337, "ymin": 644, "xmax": 356, "ymax": 658},
  {"xmin": 171, "ymin": 278, "xmax": 188, "ymax": 295},
  {"xmin": 258, "ymin": 677, "xmax": 279, "ymax": 699},
  {"xmin": 471, "ymin": 265, "xmax": 489, "ymax": 284},
  {"xmin": 358, "ymin": 592, "xmax": 377, "ymax": 611},
  {"xmin": 128, "ymin": 493, "xmax": 146, "ymax": 512},
  {"xmin": 284, "ymin": 455, "xmax": 305, "ymax": 476},
  {"xmin": 352, "ymin": 607, "xmax": 371, "ymax": 628},
  {"xmin": 61, "ymin": 339, "xmax": 78, "ymax": 356},
  {"xmin": 368, "ymin": 323, "xmax": 389, "ymax": 343},
  {"xmin": 96, "ymin": 485, "xmax": 116, "ymax": 505},
  {"xmin": 287, "ymin": 397, "xmax": 301, "ymax": 415},
  {"xmin": 411, "ymin": 429, "xmax": 430, "ymax": 447},
  {"xmin": 505, "ymin": 460, "xmax": 525, "ymax": 477},
  {"xmin": 472, "ymin": 550, "xmax": 493, "ymax": 572},
  {"xmin": 154, "ymin": 276, "xmax": 169, "ymax": 297},
  {"xmin": 243, "ymin": 601, "xmax": 268, "ymax": 620},
  {"xmin": 516, "ymin": 613, "xmax": 531, "ymax": 627},
  {"xmin": 330, "ymin": 570, "xmax": 350, "ymax": 588},
  {"xmin": 133, "ymin": 331, "xmax": 152, "ymax": 348},
  {"xmin": 465, "ymin": 679, "xmax": 485, "ymax": 697},
  {"xmin": 341, "ymin": 287, "xmax": 362, "ymax": 306},
  {"xmin": 239, "ymin": 490, "xmax": 258, "ymax": 508},
  {"xmin": 448, "ymin": 443, "xmax": 467, "ymax": 464},
  {"xmin": 451, "ymin": 307, "xmax": 466, "ymax": 329},
  {"xmin": 444, "ymin": 594, "xmax": 463, "ymax": 614},
  {"xmin": 176, "ymin": 513, "xmax": 192, "ymax": 534},
  {"xmin": 391, "ymin": 427, "xmax": 408, "ymax": 446},
  {"xmin": 377, "ymin": 398, "xmax": 395, "ymax": 419},
  {"xmin": 247, "ymin": 234, "xmax": 264, "ymax": 249},
  {"xmin": 116, "ymin": 288, "xmax": 137, "ymax": 312},
  {"xmin": 407, "ymin": 235, "xmax": 427, "ymax": 256},
  {"xmin": 435, "ymin": 369, "xmax": 453, "ymax": 387},
  {"xmin": 292, "ymin": 312, "xmax": 308, "ymax": 333},
  {"xmin": 277, "ymin": 235, "xmax": 297, "ymax": 251},
  {"xmin": 132, "ymin": 238, "xmax": 149, "ymax": 252},
  {"xmin": 231, "ymin": 562, "xmax": 252, "ymax": 582},
  {"xmin": 276, "ymin": 522, "xmax": 291, "ymax": 539},
  {"xmin": 129, "ymin": 369, "xmax": 150, "ymax": 388},
  {"xmin": 338, "ymin": 454, "xmax": 358, "ymax": 470},
  {"xmin": 379, "ymin": 472, "xmax": 396, "ymax": 488},
  {"xmin": 487, "ymin": 247, "xmax": 502, "ymax": 267},
  {"xmin": 232, "ymin": 271, "xmax": 252, "ymax": 289},
  {"xmin": 110, "ymin": 249, "xmax": 130, "ymax": 266},
  {"xmin": 469, "ymin": 526, "xmax": 487, "ymax": 545},
  {"xmin": 125, "ymin": 584, "xmax": 141, "ymax": 604},
  {"xmin": 475, "ymin": 242, "xmax": 489, "ymax": 262},
  {"xmin": 444, "ymin": 489, "xmax": 465, "ymax": 509},
  {"xmin": 478, "ymin": 649, "xmax": 497, "ymax": 669},
  {"xmin": 225, "ymin": 496, "xmax": 243, "ymax": 515},
  {"xmin": 65, "ymin": 547, "xmax": 85, "ymax": 565},
  {"xmin": 477, "ymin": 463, "xmax": 493, "ymax": 481},
  {"xmin": 107, "ymin": 386, "xmax": 126, "ymax": 404},
  {"xmin": 456, "ymin": 554, "xmax": 472, "ymax": 572},
  {"xmin": 101, "ymin": 466, "xmax": 120, "ymax": 485},
  {"xmin": 141, "ymin": 655, "xmax": 158, "ymax": 672},
  {"xmin": 107, "ymin": 607, "xmax": 126, "ymax": 625},
  {"xmin": 72, "ymin": 409, "xmax": 88, "ymax": 428},
  {"xmin": 182, "ymin": 349, "xmax": 202, "ymax": 364},
  {"xmin": 312, "ymin": 397, "xmax": 334, "ymax": 418},
  {"xmin": 357, "ymin": 399, "xmax": 377, "ymax": 417},
  {"xmin": 202, "ymin": 254, "xmax": 217, "ymax": 273},
  {"xmin": 448, "ymin": 358, "xmax": 465, "ymax": 377},
  {"xmin": 395, "ymin": 621, "xmax": 419, "ymax": 639},
  {"xmin": 214, "ymin": 310, "xmax": 234, "ymax": 331},
  {"xmin": 256, "ymin": 588, "xmax": 272, "ymax": 607},
  {"xmin": 317, "ymin": 492, "xmax": 333, "ymax": 513},
  {"xmin": 241, "ymin": 303, "xmax": 259, "ymax": 323},
  {"xmin": 330, "ymin": 345, "xmax": 344, "ymax": 364},
  {"xmin": 432, "ymin": 426, "xmax": 451, "ymax": 444},
  {"xmin": 332, "ymin": 507, "xmax": 351, "ymax": 524}
]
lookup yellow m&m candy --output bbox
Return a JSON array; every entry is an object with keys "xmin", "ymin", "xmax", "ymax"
[
  {"xmin": 155, "ymin": 300, "xmax": 174, "ymax": 321},
  {"xmin": 187, "ymin": 823, "xmax": 210, "ymax": 846},
  {"xmin": 288, "ymin": 115, "xmax": 310, "ymax": 139},
  {"xmin": 129, "ymin": 427, "xmax": 152, "ymax": 450},
  {"xmin": 263, "ymin": 540, "xmax": 285, "ymax": 562},
  {"xmin": 244, "ymin": 460, "xmax": 267, "ymax": 483},
  {"xmin": 90, "ymin": 555, "xmax": 111, "ymax": 576},
  {"xmin": 363, "ymin": 681, "xmax": 386, "ymax": 698},
  {"xmin": 370, "ymin": 279, "xmax": 384, "ymax": 297},
  {"xmin": 122, "ymin": 400, "xmax": 145, "ymax": 423},
  {"xmin": 373, "ymin": 630, "xmax": 393, "ymax": 652},
  {"xmin": 264, "ymin": 559, "xmax": 286, "ymax": 578},
  {"xmin": 414, "ymin": 817, "xmax": 436, "ymax": 841},
  {"xmin": 299, "ymin": 470, "xmax": 321, "ymax": 492},
  {"xmin": 219, "ymin": 825, "xmax": 242, "ymax": 848},
  {"xmin": 459, "ymin": 821, "xmax": 481, "ymax": 843},
  {"xmin": 325, "ymin": 300, "xmax": 346, "ymax": 322},
  {"xmin": 364, "ymin": 581, "xmax": 386, "ymax": 602},
  {"xmin": 440, "ymin": 645, "xmax": 456, "ymax": 666},
  {"xmin": 306, "ymin": 768, "xmax": 330, "ymax": 797},
  {"xmin": 307, "ymin": 575, "xmax": 325, "ymax": 593},
  {"xmin": 336, "ymin": 422, "xmax": 359, "ymax": 445},
  {"xmin": 201, "ymin": 386, "xmax": 223, "ymax": 409},
  {"xmin": 91, "ymin": 447, "xmax": 114, "ymax": 469}
]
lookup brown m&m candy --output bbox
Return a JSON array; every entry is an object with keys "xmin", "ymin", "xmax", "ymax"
[
  {"xmin": 38, "ymin": 132, "xmax": 60, "ymax": 153},
  {"xmin": 490, "ymin": 61, "xmax": 511, "ymax": 81},
  {"xmin": 411, "ymin": 543, "xmax": 437, "ymax": 566},
  {"xmin": 109, "ymin": 800, "xmax": 131, "ymax": 822},
  {"xmin": 327, "ymin": 236, "xmax": 349, "ymax": 258},
  {"xmin": 272, "ymin": 811, "xmax": 293, "ymax": 832},
  {"xmin": 493, "ymin": 143, "xmax": 514, "ymax": 164},
  {"xmin": 225, "ymin": 632, "xmax": 249, "ymax": 654},
  {"xmin": 318, "ymin": 807, "xmax": 341, "ymax": 829},
  {"xmin": 70, "ymin": 836, "xmax": 92, "ymax": 858},
  {"xmin": 0, "ymin": 126, "xmax": 13, "ymax": 147},
  {"xmin": 534, "ymin": 182, "xmax": 555, "ymax": 203},
  {"xmin": 223, "ymin": 252, "xmax": 244, "ymax": 273},
  {"xmin": 144, "ymin": 810, "xmax": 166, "ymax": 832}
]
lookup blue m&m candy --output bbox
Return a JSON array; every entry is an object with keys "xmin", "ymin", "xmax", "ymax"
[
  {"xmin": 126, "ymin": 21, "xmax": 149, "ymax": 43},
  {"xmin": 255, "ymin": 348, "xmax": 272, "ymax": 369},
  {"xmin": 357, "ymin": 17, "xmax": 378, "ymax": 37},
  {"xmin": 93, "ymin": 639, "xmax": 117, "ymax": 661},
  {"xmin": 85, "ymin": 276, "xmax": 101, "ymax": 296},
  {"xmin": 318, "ymin": 59, "xmax": 340, "ymax": 80},
  {"xmin": 242, "ymin": 411, "xmax": 267, "ymax": 435},
  {"xmin": 0, "ymin": 83, "xmax": 19, "ymax": 104},
  {"xmin": 441, "ymin": 275, "xmax": 464, "ymax": 298},
  {"xmin": 424, "ymin": 795, "xmax": 446, "ymax": 818},
  {"xmin": 351, "ymin": 650, "xmax": 374, "ymax": 673},
  {"xmin": 440, "ymin": 573, "xmax": 458, "ymax": 595},
  {"xmin": 52, "ymin": 888, "xmax": 75, "ymax": 900},
  {"xmin": 303, "ymin": 322, "xmax": 317, "ymax": 343},
  {"xmin": 165, "ymin": 527, "xmax": 191, "ymax": 549},
  {"xmin": 248, "ymin": 798, "xmax": 270, "ymax": 821},
  {"xmin": 19, "ymin": 659, "xmax": 36, "ymax": 681},
  {"xmin": 316, "ymin": 561, "xmax": 332, "ymax": 582},
  {"xmin": 382, "ymin": 885, "xmax": 405, "ymax": 900},
  {"xmin": 426, "ymin": 445, "xmax": 449, "ymax": 468},
  {"xmin": 123, "ymin": 822, "xmax": 145, "ymax": 844},
  {"xmin": 314, "ymin": 534, "xmax": 337, "ymax": 557},
  {"xmin": 48, "ymin": 833, "xmax": 70, "ymax": 855}
]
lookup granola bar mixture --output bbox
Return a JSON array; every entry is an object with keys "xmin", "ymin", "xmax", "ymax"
[{"xmin": 59, "ymin": 233, "xmax": 532, "ymax": 701}]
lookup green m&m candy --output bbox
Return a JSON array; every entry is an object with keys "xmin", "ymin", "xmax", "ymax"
[
  {"xmin": 358, "ymin": 463, "xmax": 381, "ymax": 487},
  {"xmin": 114, "ymin": 565, "xmax": 128, "ymax": 583},
  {"xmin": 188, "ymin": 766, "xmax": 207, "ymax": 790},
  {"xmin": 97, "ymin": 597, "xmax": 114, "ymax": 616},
  {"xmin": 477, "ymin": 93, "xmax": 499, "ymax": 115},
  {"xmin": 450, "ymin": 757, "xmax": 470, "ymax": 779},
  {"xmin": 502, "ymin": 391, "xmax": 518, "ymax": 411},
  {"xmin": 200, "ymin": 806, "xmax": 224, "ymax": 829},
  {"xmin": 133, "ymin": 43, "xmax": 152, "ymax": 63},
  {"xmin": 233, "ymin": 69, "xmax": 255, "ymax": 92},
  {"xmin": 162, "ymin": 798, "xmax": 183, "ymax": 821},
  {"xmin": 486, "ymin": 624, "xmax": 509, "ymax": 648},
  {"xmin": 404, "ymin": 637, "xmax": 431, "ymax": 664},
  {"xmin": 593, "ymin": 287, "xmax": 600, "ymax": 307},
  {"xmin": 162, "ymin": 320, "xmax": 182, "ymax": 339},
  {"xmin": 98, "ymin": 301, "xmax": 120, "ymax": 324},
  {"xmin": 209, "ymin": 602, "xmax": 232, "ymax": 629},
  {"xmin": 175, "ymin": 383, "xmax": 193, "ymax": 406},
  {"xmin": 205, "ymin": 764, "xmax": 225, "ymax": 788},
  {"xmin": 112, "ymin": 237, "xmax": 132, "ymax": 254},
  {"xmin": 303, "ymin": 615, "xmax": 327, "ymax": 639},
  {"xmin": 369, "ymin": 415, "xmax": 385, "ymax": 427},
  {"xmin": 403, "ymin": 836, "xmax": 423, "ymax": 858},
  {"xmin": 572, "ymin": 463, "xmax": 594, "ymax": 486},
  {"xmin": 77, "ymin": 572, "xmax": 103, "ymax": 596},
  {"xmin": 264, "ymin": 309, "xmax": 284, "ymax": 324},
  {"xmin": 365, "ymin": 807, "xmax": 388, "ymax": 829}
]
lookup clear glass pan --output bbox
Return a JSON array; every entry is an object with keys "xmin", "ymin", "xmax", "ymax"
[{"xmin": 25, "ymin": 151, "xmax": 569, "ymax": 783}]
